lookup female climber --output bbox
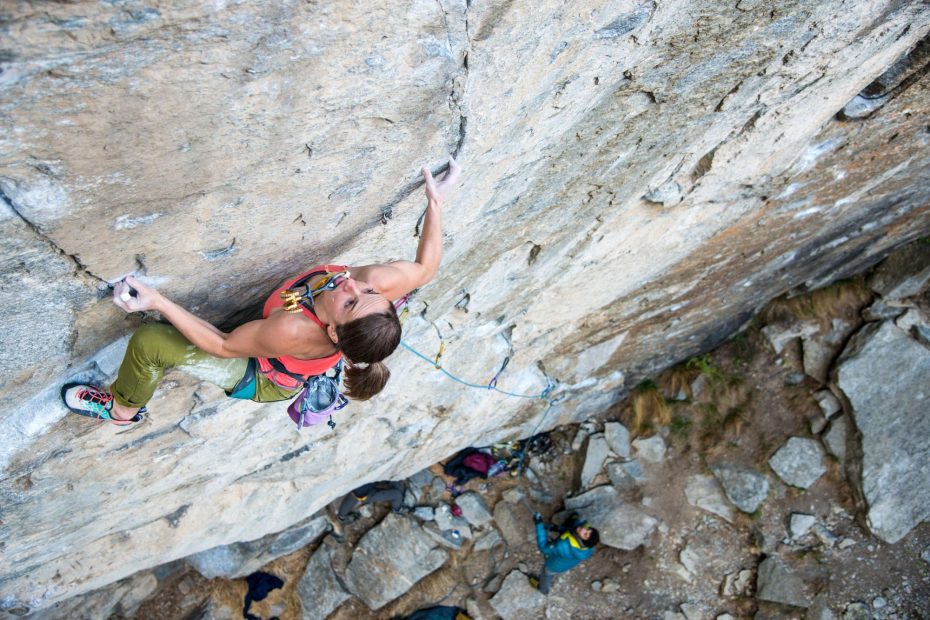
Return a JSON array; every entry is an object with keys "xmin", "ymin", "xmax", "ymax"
[{"xmin": 62, "ymin": 158, "xmax": 461, "ymax": 425}]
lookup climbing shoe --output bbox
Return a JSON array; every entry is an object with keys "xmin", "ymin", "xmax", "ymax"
[{"xmin": 61, "ymin": 383, "xmax": 144, "ymax": 426}]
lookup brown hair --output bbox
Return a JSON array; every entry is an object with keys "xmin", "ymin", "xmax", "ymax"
[{"xmin": 335, "ymin": 303, "xmax": 402, "ymax": 400}]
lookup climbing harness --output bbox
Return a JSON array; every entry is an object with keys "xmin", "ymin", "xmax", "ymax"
[{"xmin": 280, "ymin": 269, "xmax": 350, "ymax": 313}]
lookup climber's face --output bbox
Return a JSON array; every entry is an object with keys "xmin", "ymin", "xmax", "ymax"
[{"xmin": 320, "ymin": 275, "xmax": 391, "ymax": 325}]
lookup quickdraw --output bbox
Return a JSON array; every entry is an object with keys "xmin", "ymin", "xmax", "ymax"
[{"xmin": 280, "ymin": 270, "xmax": 350, "ymax": 313}]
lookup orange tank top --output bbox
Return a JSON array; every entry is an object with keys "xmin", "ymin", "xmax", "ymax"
[{"xmin": 257, "ymin": 264, "xmax": 346, "ymax": 389}]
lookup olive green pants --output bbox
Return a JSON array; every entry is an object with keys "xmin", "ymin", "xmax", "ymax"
[{"xmin": 110, "ymin": 323, "xmax": 296, "ymax": 408}]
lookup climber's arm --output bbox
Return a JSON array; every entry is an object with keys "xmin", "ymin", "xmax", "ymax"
[
  {"xmin": 353, "ymin": 158, "xmax": 460, "ymax": 300},
  {"xmin": 113, "ymin": 276, "xmax": 313, "ymax": 359}
]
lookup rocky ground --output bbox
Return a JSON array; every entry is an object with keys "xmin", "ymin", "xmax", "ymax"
[{"xmin": 34, "ymin": 242, "xmax": 930, "ymax": 620}]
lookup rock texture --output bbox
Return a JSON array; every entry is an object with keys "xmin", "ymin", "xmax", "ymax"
[
  {"xmin": 836, "ymin": 320, "xmax": 930, "ymax": 543},
  {"xmin": 343, "ymin": 514, "xmax": 448, "ymax": 610},
  {"xmin": 2, "ymin": 0, "xmax": 930, "ymax": 612}
]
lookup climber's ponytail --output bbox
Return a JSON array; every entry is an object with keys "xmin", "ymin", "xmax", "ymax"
[
  {"xmin": 335, "ymin": 304, "xmax": 401, "ymax": 400},
  {"xmin": 343, "ymin": 361, "xmax": 391, "ymax": 400}
]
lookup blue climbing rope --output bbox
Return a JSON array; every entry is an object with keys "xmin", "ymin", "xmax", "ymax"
[
  {"xmin": 399, "ymin": 340, "xmax": 552, "ymax": 400},
  {"xmin": 399, "ymin": 335, "xmax": 566, "ymax": 512}
]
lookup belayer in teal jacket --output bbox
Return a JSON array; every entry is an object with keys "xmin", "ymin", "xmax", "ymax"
[{"xmin": 535, "ymin": 521, "xmax": 596, "ymax": 572}]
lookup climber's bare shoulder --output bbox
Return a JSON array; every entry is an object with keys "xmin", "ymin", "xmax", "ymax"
[{"xmin": 350, "ymin": 262, "xmax": 432, "ymax": 302}]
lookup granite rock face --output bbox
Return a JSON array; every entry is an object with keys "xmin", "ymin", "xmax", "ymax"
[
  {"xmin": 2, "ymin": 0, "xmax": 930, "ymax": 612},
  {"xmin": 836, "ymin": 321, "xmax": 930, "ymax": 543}
]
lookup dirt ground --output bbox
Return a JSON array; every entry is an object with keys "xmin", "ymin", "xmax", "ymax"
[{"xmin": 126, "ymin": 288, "xmax": 930, "ymax": 620}]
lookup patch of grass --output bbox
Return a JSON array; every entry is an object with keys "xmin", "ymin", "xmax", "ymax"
[
  {"xmin": 670, "ymin": 413, "xmax": 693, "ymax": 439},
  {"xmin": 765, "ymin": 279, "xmax": 872, "ymax": 325},
  {"xmin": 631, "ymin": 380, "xmax": 672, "ymax": 434},
  {"xmin": 688, "ymin": 354, "xmax": 726, "ymax": 383},
  {"xmin": 659, "ymin": 362, "xmax": 698, "ymax": 401},
  {"xmin": 729, "ymin": 329, "xmax": 755, "ymax": 365}
]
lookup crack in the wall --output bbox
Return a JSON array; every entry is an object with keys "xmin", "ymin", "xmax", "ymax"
[{"xmin": 0, "ymin": 185, "xmax": 109, "ymax": 289}]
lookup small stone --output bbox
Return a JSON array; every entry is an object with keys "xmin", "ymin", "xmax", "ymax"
[
  {"xmin": 921, "ymin": 545, "xmax": 930, "ymax": 566},
  {"xmin": 602, "ymin": 580, "xmax": 620, "ymax": 593},
  {"xmin": 894, "ymin": 308, "xmax": 924, "ymax": 332},
  {"xmin": 414, "ymin": 506, "xmax": 435, "ymax": 521},
  {"xmin": 809, "ymin": 414, "xmax": 828, "ymax": 434},
  {"xmin": 721, "ymin": 569, "xmax": 752, "ymax": 597},
  {"xmin": 691, "ymin": 374, "xmax": 709, "ymax": 398},
  {"xmin": 813, "ymin": 524, "xmax": 838, "ymax": 547},
  {"xmin": 680, "ymin": 603, "xmax": 704, "ymax": 620},
  {"xmin": 838, "ymin": 538, "xmax": 855, "ymax": 549},
  {"xmin": 592, "ymin": 580, "xmax": 603, "ymax": 591},
  {"xmin": 474, "ymin": 530, "xmax": 503, "ymax": 552},
  {"xmin": 756, "ymin": 556, "xmax": 811, "ymax": 608},
  {"xmin": 806, "ymin": 592, "xmax": 836, "ymax": 620},
  {"xmin": 861, "ymin": 300, "xmax": 905, "ymax": 322},
  {"xmin": 842, "ymin": 601, "xmax": 871, "ymax": 620},
  {"xmin": 789, "ymin": 513, "xmax": 817, "ymax": 539},
  {"xmin": 872, "ymin": 596, "xmax": 886, "ymax": 609},
  {"xmin": 813, "ymin": 390, "xmax": 842, "ymax": 418},
  {"xmin": 716, "ymin": 615, "xmax": 735, "ymax": 620},
  {"xmin": 823, "ymin": 415, "xmax": 848, "ymax": 463},
  {"xmin": 679, "ymin": 544, "xmax": 699, "ymax": 575},
  {"xmin": 785, "ymin": 371, "xmax": 807, "ymax": 385}
]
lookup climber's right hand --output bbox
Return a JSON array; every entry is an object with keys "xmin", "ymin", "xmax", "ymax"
[{"xmin": 112, "ymin": 275, "xmax": 162, "ymax": 313}]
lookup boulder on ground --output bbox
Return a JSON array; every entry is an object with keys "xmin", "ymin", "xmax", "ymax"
[
  {"xmin": 297, "ymin": 543, "xmax": 351, "ymax": 620},
  {"xmin": 761, "ymin": 321, "xmax": 819, "ymax": 355},
  {"xmin": 710, "ymin": 463, "xmax": 769, "ymax": 513},
  {"xmin": 187, "ymin": 513, "xmax": 329, "ymax": 579},
  {"xmin": 343, "ymin": 514, "xmax": 448, "ymax": 610},
  {"xmin": 836, "ymin": 320, "xmax": 930, "ymax": 543},
  {"xmin": 489, "ymin": 570, "xmax": 546, "ymax": 620},
  {"xmin": 756, "ymin": 556, "xmax": 811, "ymax": 608},
  {"xmin": 581, "ymin": 433, "xmax": 612, "ymax": 488},
  {"xmin": 564, "ymin": 485, "xmax": 657, "ymax": 550},
  {"xmin": 455, "ymin": 492, "xmax": 493, "ymax": 527},
  {"xmin": 684, "ymin": 474, "xmax": 734, "ymax": 523},
  {"xmin": 604, "ymin": 422, "xmax": 631, "ymax": 459},
  {"xmin": 493, "ymin": 499, "xmax": 534, "ymax": 547},
  {"xmin": 608, "ymin": 459, "xmax": 647, "ymax": 491},
  {"xmin": 633, "ymin": 435, "xmax": 667, "ymax": 463},
  {"xmin": 789, "ymin": 513, "xmax": 817, "ymax": 539},
  {"xmin": 802, "ymin": 319, "xmax": 856, "ymax": 383},
  {"xmin": 768, "ymin": 437, "xmax": 826, "ymax": 489}
]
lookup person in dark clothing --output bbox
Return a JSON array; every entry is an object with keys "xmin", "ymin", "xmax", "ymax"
[
  {"xmin": 337, "ymin": 481, "xmax": 410, "ymax": 522},
  {"xmin": 531, "ymin": 512, "xmax": 599, "ymax": 594}
]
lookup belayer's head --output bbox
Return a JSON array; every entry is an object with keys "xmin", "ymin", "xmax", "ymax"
[
  {"xmin": 318, "ymin": 276, "xmax": 402, "ymax": 400},
  {"xmin": 575, "ymin": 523, "xmax": 599, "ymax": 548}
]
